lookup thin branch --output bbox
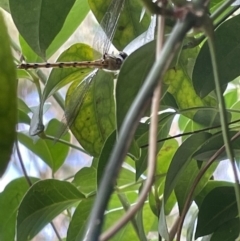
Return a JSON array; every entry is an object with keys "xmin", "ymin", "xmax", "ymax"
[
  {"xmin": 140, "ymin": 118, "xmax": 240, "ymax": 149},
  {"xmin": 16, "ymin": 141, "xmax": 63, "ymax": 241},
  {"xmin": 116, "ymin": 193, "xmax": 142, "ymax": 240},
  {"xmin": 100, "ymin": 8, "xmax": 166, "ymax": 241},
  {"xmin": 82, "ymin": 11, "xmax": 195, "ymax": 241},
  {"xmin": 183, "ymin": 3, "xmax": 240, "ymax": 49},
  {"xmin": 16, "ymin": 141, "xmax": 32, "ymax": 186},
  {"xmin": 140, "ymin": 0, "xmax": 174, "ymax": 16},
  {"xmin": 41, "ymin": 133, "xmax": 90, "ymax": 155},
  {"xmin": 211, "ymin": 0, "xmax": 237, "ymax": 21},
  {"xmin": 175, "ymin": 131, "xmax": 240, "ymax": 240}
]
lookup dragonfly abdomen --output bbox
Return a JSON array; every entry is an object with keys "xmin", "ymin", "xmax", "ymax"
[{"xmin": 17, "ymin": 59, "xmax": 108, "ymax": 69}]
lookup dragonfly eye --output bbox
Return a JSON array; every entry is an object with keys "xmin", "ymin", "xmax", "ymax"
[{"xmin": 119, "ymin": 52, "xmax": 128, "ymax": 60}]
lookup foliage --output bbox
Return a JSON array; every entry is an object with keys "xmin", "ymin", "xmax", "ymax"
[{"xmin": 0, "ymin": 0, "xmax": 240, "ymax": 240}]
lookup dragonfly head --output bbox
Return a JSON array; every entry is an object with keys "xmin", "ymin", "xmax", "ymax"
[
  {"xmin": 118, "ymin": 52, "xmax": 128, "ymax": 61},
  {"xmin": 103, "ymin": 52, "xmax": 128, "ymax": 71}
]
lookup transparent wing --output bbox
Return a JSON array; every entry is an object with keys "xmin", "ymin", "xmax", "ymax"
[
  {"xmin": 93, "ymin": 0, "xmax": 125, "ymax": 55},
  {"xmin": 56, "ymin": 69, "xmax": 98, "ymax": 140},
  {"xmin": 56, "ymin": 0, "xmax": 125, "ymax": 140},
  {"xmin": 123, "ymin": 15, "xmax": 156, "ymax": 55}
]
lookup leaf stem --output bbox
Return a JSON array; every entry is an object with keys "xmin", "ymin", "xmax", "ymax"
[
  {"xmin": 203, "ymin": 15, "xmax": 240, "ymax": 239},
  {"xmin": 36, "ymin": 70, "xmax": 65, "ymax": 110},
  {"xmin": 42, "ymin": 133, "xmax": 90, "ymax": 155}
]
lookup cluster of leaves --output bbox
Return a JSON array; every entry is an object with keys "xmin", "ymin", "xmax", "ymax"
[{"xmin": 0, "ymin": 0, "xmax": 240, "ymax": 240}]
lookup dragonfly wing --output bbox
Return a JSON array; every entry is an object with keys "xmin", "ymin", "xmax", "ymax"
[
  {"xmin": 93, "ymin": 0, "xmax": 125, "ymax": 55},
  {"xmin": 56, "ymin": 69, "xmax": 98, "ymax": 140},
  {"xmin": 123, "ymin": 15, "xmax": 156, "ymax": 55},
  {"xmin": 69, "ymin": 69, "xmax": 116, "ymax": 156}
]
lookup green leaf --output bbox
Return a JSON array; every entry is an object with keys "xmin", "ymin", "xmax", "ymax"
[
  {"xmin": 103, "ymin": 192, "xmax": 140, "ymax": 240},
  {"xmin": 148, "ymin": 139, "xmax": 178, "ymax": 216},
  {"xmin": 18, "ymin": 98, "xmax": 31, "ymax": 124},
  {"xmin": 148, "ymin": 189, "xmax": 160, "ymax": 217},
  {"xmin": 18, "ymin": 109, "xmax": 30, "ymax": 125},
  {"xmin": 195, "ymin": 186, "xmax": 238, "ymax": 238},
  {"xmin": 116, "ymin": 40, "xmax": 155, "ymax": 130},
  {"xmin": 67, "ymin": 70, "xmax": 116, "ymax": 157},
  {"xmin": 97, "ymin": 132, "xmax": 139, "ymax": 192},
  {"xmin": 210, "ymin": 218, "xmax": 239, "ymax": 241},
  {"xmin": 154, "ymin": 139, "xmax": 179, "ymax": 215},
  {"xmin": 117, "ymin": 165, "xmax": 139, "ymax": 192},
  {"xmin": 163, "ymin": 44, "xmax": 219, "ymax": 125},
  {"xmin": 195, "ymin": 180, "xmax": 234, "ymax": 209},
  {"xmin": 225, "ymin": 88, "xmax": 238, "ymax": 109},
  {"xmin": 0, "ymin": 177, "xmax": 39, "ymax": 241},
  {"xmin": 67, "ymin": 197, "xmax": 95, "ymax": 241},
  {"xmin": 158, "ymin": 180, "xmax": 177, "ymax": 215},
  {"xmin": 30, "ymin": 43, "xmax": 97, "ymax": 135},
  {"xmin": 19, "ymin": 35, "xmax": 40, "ymax": 63},
  {"xmin": 0, "ymin": 0, "xmax": 9, "ymax": 12},
  {"xmin": 18, "ymin": 98, "xmax": 31, "ymax": 114},
  {"xmin": 202, "ymin": 235, "xmax": 212, "ymax": 241},
  {"xmin": 230, "ymin": 100, "xmax": 240, "ymax": 122},
  {"xmin": 17, "ymin": 179, "xmax": 85, "ymax": 241},
  {"xmin": 193, "ymin": 131, "xmax": 240, "ymax": 161},
  {"xmin": 72, "ymin": 162, "xmax": 97, "ymax": 196},
  {"xmin": 164, "ymin": 132, "xmax": 212, "ymax": 202},
  {"xmin": 186, "ymin": 210, "xmax": 198, "ymax": 241},
  {"xmin": 209, "ymin": 0, "xmax": 225, "ymax": 10},
  {"xmin": 156, "ymin": 139, "xmax": 179, "ymax": 177},
  {"xmin": 193, "ymin": 14, "xmax": 240, "ymax": 98},
  {"xmin": 175, "ymin": 160, "xmax": 217, "ymax": 212},
  {"xmin": 159, "ymin": 201, "xmax": 169, "ymax": 241},
  {"xmin": 128, "ymin": 139, "xmax": 141, "ymax": 160},
  {"xmin": 135, "ymin": 205, "xmax": 148, "ymax": 241},
  {"xmin": 16, "ymin": 69, "xmax": 34, "ymax": 81},
  {"xmin": 43, "ymin": 43, "xmax": 97, "ymax": 102},
  {"xmin": 18, "ymin": 119, "xmax": 70, "ymax": 172},
  {"xmin": 97, "ymin": 131, "xmax": 116, "ymax": 186},
  {"xmin": 0, "ymin": 12, "xmax": 17, "ymax": 176},
  {"xmin": 136, "ymin": 201, "xmax": 157, "ymax": 240},
  {"xmin": 135, "ymin": 112, "xmax": 175, "ymax": 179},
  {"xmin": 160, "ymin": 92, "xmax": 179, "ymax": 110},
  {"xmin": 164, "ymin": 66, "xmax": 217, "ymax": 125},
  {"xmin": 178, "ymin": 115, "xmax": 190, "ymax": 132},
  {"xmin": 192, "ymin": 108, "xmax": 229, "ymax": 127},
  {"xmin": 46, "ymin": 0, "xmax": 89, "ymax": 58},
  {"xmin": 10, "ymin": 0, "xmax": 76, "ymax": 58},
  {"xmin": 182, "ymin": 118, "xmax": 201, "ymax": 138},
  {"xmin": 89, "ymin": 0, "xmax": 150, "ymax": 51}
]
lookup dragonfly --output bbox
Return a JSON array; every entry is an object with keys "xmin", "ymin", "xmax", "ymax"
[
  {"xmin": 17, "ymin": 0, "xmax": 127, "ymax": 71},
  {"xmin": 22, "ymin": 0, "xmax": 127, "ymax": 141},
  {"xmin": 17, "ymin": 52, "xmax": 127, "ymax": 71}
]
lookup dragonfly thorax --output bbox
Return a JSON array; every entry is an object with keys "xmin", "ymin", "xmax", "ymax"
[{"xmin": 103, "ymin": 52, "xmax": 127, "ymax": 71}]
